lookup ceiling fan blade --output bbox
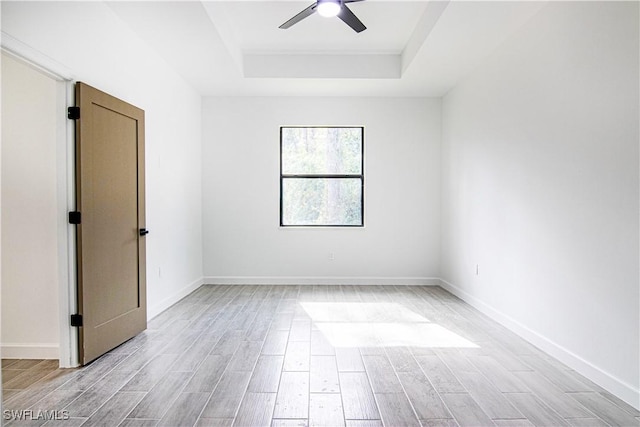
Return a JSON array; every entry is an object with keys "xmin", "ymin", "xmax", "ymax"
[
  {"xmin": 337, "ymin": 4, "xmax": 366, "ymax": 33},
  {"xmin": 343, "ymin": 0, "xmax": 366, "ymax": 3},
  {"xmin": 279, "ymin": 3, "xmax": 317, "ymax": 29}
]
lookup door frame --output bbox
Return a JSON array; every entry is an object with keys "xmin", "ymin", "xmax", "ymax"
[{"xmin": 1, "ymin": 35, "xmax": 80, "ymax": 368}]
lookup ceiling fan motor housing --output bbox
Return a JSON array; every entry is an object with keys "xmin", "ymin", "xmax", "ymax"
[
  {"xmin": 317, "ymin": 0, "xmax": 342, "ymax": 18},
  {"xmin": 279, "ymin": 0, "xmax": 367, "ymax": 33}
]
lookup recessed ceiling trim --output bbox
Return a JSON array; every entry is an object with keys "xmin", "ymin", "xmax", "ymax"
[
  {"xmin": 243, "ymin": 53, "xmax": 401, "ymax": 78},
  {"xmin": 201, "ymin": 1, "xmax": 244, "ymax": 72},
  {"xmin": 402, "ymin": 0, "xmax": 449, "ymax": 72}
]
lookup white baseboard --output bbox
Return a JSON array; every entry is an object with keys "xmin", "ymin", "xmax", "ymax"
[
  {"xmin": 147, "ymin": 276, "xmax": 204, "ymax": 320},
  {"xmin": 439, "ymin": 278, "xmax": 640, "ymax": 411},
  {"xmin": 1, "ymin": 343, "xmax": 59, "ymax": 360},
  {"xmin": 203, "ymin": 276, "xmax": 441, "ymax": 286}
]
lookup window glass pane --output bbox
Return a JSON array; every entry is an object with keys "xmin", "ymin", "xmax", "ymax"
[
  {"xmin": 282, "ymin": 127, "xmax": 362, "ymax": 175},
  {"xmin": 282, "ymin": 178, "xmax": 362, "ymax": 226}
]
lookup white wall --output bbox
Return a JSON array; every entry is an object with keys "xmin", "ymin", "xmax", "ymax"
[
  {"xmin": 441, "ymin": 1, "xmax": 639, "ymax": 408},
  {"xmin": 1, "ymin": 53, "xmax": 60, "ymax": 358},
  {"xmin": 1, "ymin": 1, "xmax": 203, "ymax": 323},
  {"xmin": 202, "ymin": 97, "xmax": 441, "ymax": 284}
]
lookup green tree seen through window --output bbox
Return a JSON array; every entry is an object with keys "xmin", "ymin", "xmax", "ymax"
[{"xmin": 280, "ymin": 127, "xmax": 364, "ymax": 227}]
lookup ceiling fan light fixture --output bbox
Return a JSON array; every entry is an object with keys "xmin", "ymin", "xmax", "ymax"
[
  {"xmin": 317, "ymin": 0, "xmax": 341, "ymax": 18},
  {"xmin": 279, "ymin": 0, "xmax": 366, "ymax": 33}
]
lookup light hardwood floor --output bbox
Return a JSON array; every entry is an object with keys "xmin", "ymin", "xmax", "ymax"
[{"xmin": 2, "ymin": 285, "xmax": 639, "ymax": 426}]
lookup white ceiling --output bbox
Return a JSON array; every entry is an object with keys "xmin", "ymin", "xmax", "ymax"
[
  {"xmin": 106, "ymin": 1, "xmax": 546, "ymax": 97},
  {"xmin": 205, "ymin": 1, "xmax": 428, "ymax": 53}
]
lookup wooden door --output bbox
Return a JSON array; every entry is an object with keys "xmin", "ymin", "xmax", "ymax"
[{"xmin": 74, "ymin": 82, "xmax": 147, "ymax": 365}]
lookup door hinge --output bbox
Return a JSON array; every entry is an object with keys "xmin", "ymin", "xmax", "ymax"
[
  {"xmin": 67, "ymin": 106, "xmax": 80, "ymax": 120},
  {"xmin": 70, "ymin": 314, "xmax": 83, "ymax": 327},
  {"xmin": 68, "ymin": 211, "xmax": 81, "ymax": 225}
]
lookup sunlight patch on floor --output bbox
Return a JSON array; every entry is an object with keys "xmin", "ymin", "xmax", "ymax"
[
  {"xmin": 300, "ymin": 302, "xmax": 430, "ymax": 323},
  {"xmin": 300, "ymin": 302, "xmax": 478, "ymax": 349}
]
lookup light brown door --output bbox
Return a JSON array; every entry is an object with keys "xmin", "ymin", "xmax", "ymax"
[{"xmin": 74, "ymin": 82, "xmax": 146, "ymax": 365}]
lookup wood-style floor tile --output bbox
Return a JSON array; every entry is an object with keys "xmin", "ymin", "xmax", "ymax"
[
  {"xmin": 309, "ymin": 393, "xmax": 344, "ymax": 427},
  {"xmin": 248, "ymin": 356, "xmax": 284, "ymax": 393},
  {"xmin": 195, "ymin": 418, "xmax": 233, "ymax": 427},
  {"xmin": 201, "ymin": 370, "xmax": 251, "ymax": 419},
  {"xmin": 396, "ymin": 370, "xmax": 451, "ymax": 420},
  {"xmin": 344, "ymin": 421, "xmax": 383, "ymax": 427},
  {"xmin": 234, "ymin": 392, "xmax": 277, "ymax": 427},
  {"xmin": 127, "ymin": 371, "xmax": 191, "ymax": 419},
  {"xmin": 415, "ymin": 355, "xmax": 466, "ymax": 393},
  {"xmin": 440, "ymin": 393, "xmax": 495, "ymax": 427},
  {"xmin": 421, "ymin": 419, "xmax": 460, "ymax": 427},
  {"xmin": 564, "ymin": 418, "xmax": 609, "ymax": 427},
  {"xmin": 117, "ymin": 419, "xmax": 159, "ymax": 427},
  {"xmin": 310, "ymin": 330, "xmax": 335, "ymax": 356},
  {"xmin": 514, "ymin": 370, "xmax": 595, "ymax": 418},
  {"xmin": 227, "ymin": 341, "xmax": 262, "ymax": 372},
  {"xmin": 3, "ymin": 285, "xmax": 636, "ymax": 427},
  {"xmin": 283, "ymin": 341, "xmax": 310, "ymax": 372},
  {"xmin": 570, "ymin": 392, "xmax": 640, "ymax": 427},
  {"xmin": 309, "ymin": 356, "xmax": 339, "ymax": 393},
  {"xmin": 361, "ymin": 355, "xmax": 403, "ymax": 393},
  {"xmin": 183, "ymin": 354, "xmax": 230, "ymax": 393},
  {"xmin": 506, "ymin": 392, "xmax": 570, "ymax": 426},
  {"xmin": 273, "ymin": 371, "xmax": 309, "ymax": 419},
  {"xmin": 81, "ymin": 391, "xmax": 146, "ymax": 427},
  {"xmin": 65, "ymin": 371, "xmax": 134, "ymax": 417},
  {"xmin": 374, "ymin": 392, "xmax": 420, "ymax": 427},
  {"xmin": 157, "ymin": 392, "xmax": 209, "ymax": 427},
  {"xmin": 271, "ymin": 419, "xmax": 308, "ymax": 427},
  {"xmin": 336, "ymin": 348, "xmax": 364, "ymax": 372},
  {"xmin": 339, "ymin": 372, "xmax": 380, "ymax": 420}
]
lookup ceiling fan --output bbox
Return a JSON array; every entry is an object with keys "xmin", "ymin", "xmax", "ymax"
[{"xmin": 279, "ymin": 0, "xmax": 367, "ymax": 33}]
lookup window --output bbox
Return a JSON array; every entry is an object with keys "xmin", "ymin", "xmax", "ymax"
[{"xmin": 280, "ymin": 126, "xmax": 364, "ymax": 227}]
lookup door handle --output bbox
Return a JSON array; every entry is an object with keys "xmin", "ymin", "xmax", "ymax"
[{"xmin": 139, "ymin": 228, "xmax": 149, "ymax": 236}]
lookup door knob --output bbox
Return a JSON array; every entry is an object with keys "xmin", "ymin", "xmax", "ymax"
[{"xmin": 139, "ymin": 228, "xmax": 149, "ymax": 236}]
